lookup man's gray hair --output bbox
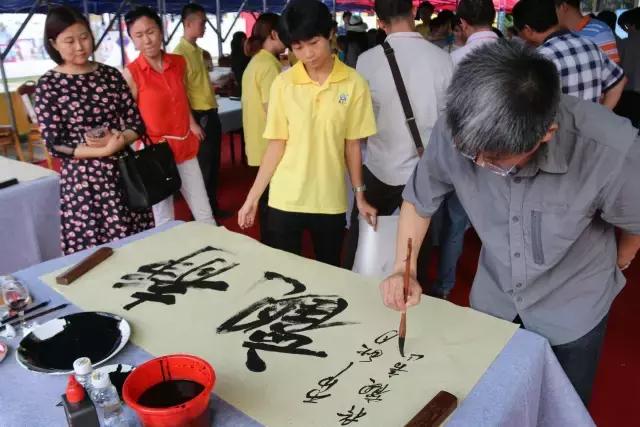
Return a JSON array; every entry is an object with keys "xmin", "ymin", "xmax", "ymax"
[{"xmin": 446, "ymin": 40, "xmax": 560, "ymax": 157}]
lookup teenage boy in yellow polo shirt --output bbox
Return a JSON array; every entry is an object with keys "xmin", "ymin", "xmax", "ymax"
[
  {"xmin": 238, "ymin": 0, "xmax": 377, "ymax": 267},
  {"xmin": 174, "ymin": 3, "xmax": 225, "ymax": 217}
]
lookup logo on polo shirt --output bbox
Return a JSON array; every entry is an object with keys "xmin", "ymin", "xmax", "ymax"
[{"xmin": 338, "ymin": 93, "xmax": 349, "ymax": 104}]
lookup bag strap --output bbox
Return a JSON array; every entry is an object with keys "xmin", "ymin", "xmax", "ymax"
[{"xmin": 382, "ymin": 41, "xmax": 424, "ymax": 155}]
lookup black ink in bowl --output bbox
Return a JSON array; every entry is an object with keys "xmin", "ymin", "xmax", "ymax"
[
  {"xmin": 17, "ymin": 312, "xmax": 127, "ymax": 372},
  {"xmin": 137, "ymin": 380, "xmax": 205, "ymax": 408}
]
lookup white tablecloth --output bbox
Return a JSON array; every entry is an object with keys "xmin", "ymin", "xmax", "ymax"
[
  {"xmin": 0, "ymin": 158, "xmax": 61, "ymax": 274},
  {"xmin": 218, "ymin": 97, "xmax": 242, "ymax": 134}
]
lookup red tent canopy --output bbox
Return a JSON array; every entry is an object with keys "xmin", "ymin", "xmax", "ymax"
[{"xmin": 337, "ymin": 0, "xmax": 518, "ymax": 13}]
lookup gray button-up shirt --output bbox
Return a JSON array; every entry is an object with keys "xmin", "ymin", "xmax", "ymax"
[{"xmin": 404, "ymin": 95, "xmax": 640, "ymax": 345}]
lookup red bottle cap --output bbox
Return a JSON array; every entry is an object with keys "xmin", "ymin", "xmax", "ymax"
[{"xmin": 66, "ymin": 375, "xmax": 86, "ymax": 404}]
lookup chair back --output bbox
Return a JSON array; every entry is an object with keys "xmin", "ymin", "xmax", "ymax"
[{"xmin": 17, "ymin": 81, "xmax": 38, "ymax": 124}]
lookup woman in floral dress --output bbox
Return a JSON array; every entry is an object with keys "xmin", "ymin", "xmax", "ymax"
[{"xmin": 34, "ymin": 5, "xmax": 154, "ymax": 254}]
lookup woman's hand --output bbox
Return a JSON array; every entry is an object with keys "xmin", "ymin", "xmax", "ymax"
[
  {"xmin": 190, "ymin": 122, "xmax": 205, "ymax": 141},
  {"xmin": 101, "ymin": 131, "xmax": 125, "ymax": 157},
  {"xmin": 238, "ymin": 197, "xmax": 258, "ymax": 229}
]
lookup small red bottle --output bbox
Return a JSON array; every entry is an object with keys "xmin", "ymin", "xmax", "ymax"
[{"xmin": 61, "ymin": 375, "xmax": 100, "ymax": 427}]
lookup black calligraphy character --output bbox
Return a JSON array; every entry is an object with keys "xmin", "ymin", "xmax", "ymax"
[
  {"xmin": 337, "ymin": 406, "xmax": 367, "ymax": 425},
  {"xmin": 406, "ymin": 353, "xmax": 425, "ymax": 362},
  {"xmin": 374, "ymin": 330, "xmax": 399, "ymax": 345},
  {"xmin": 356, "ymin": 344, "xmax": 383, "ymax": 363},
  {"xmin": 303, "ymin": 362, "xmax": 354, "ymax": 404},
  {"xmin": 358, "ymin": 378, "xmax": 390, "ymax": 403},
  {"xmin": 217, "ymin": 272, "xmax": 357, "ymax": 372},
  {"xmin": 113, "ymin": 246, "xmax": 239, "ymax": 310},
  {"xmin": 387, "ymin": 362, "xmax": 408, "ymax": 378}
]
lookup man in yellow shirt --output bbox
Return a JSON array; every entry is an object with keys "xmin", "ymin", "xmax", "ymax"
[
  {"xmin": 238, "ymin": 0, "xmax": 377, "ymax": 266},
  {"xmin": 174, "ymin": 3, "xmax": 224, "ymax": 216},
  {"xmin": 241, "ymin": 12, "xmax": 286, "ymax": 244}
]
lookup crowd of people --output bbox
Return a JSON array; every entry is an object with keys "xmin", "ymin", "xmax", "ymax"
[{"xmin": 33, "ymin": 0, "xmax": 640, "ymax": 410}]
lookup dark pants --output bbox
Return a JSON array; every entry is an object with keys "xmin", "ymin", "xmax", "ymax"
[
  {"xmin": 268, "ymin": 208, "xmax": 346, "ymax": 267},
  {"xmin": 515, "ymin": 314, "xmax": 608, "ymax": 405},
  {"xmin": 343, "ymin": 166, "xmax": 432, "ymax": 288},
  {"xmin": 193, "ymin": 108, "xmax": 222, "ymax": 211},
  {"xmin": 248, "ymin": 167, "xmax": 271, "ymax": 246}
]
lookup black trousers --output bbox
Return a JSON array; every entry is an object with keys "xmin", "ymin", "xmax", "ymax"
[
  {"xmin": 268, "ymin": 208, "xmax": 346, "ymax": 267},
  {"xmin": 193, "ymin": 108, "xmax": 222, "ymax": 211},
  {"xmin": 343, "ymin": 166, "xmax": 432, "ymax": 288},
  {"xmin": 514, "ymin": 314, "xmax": 608, "ymax": 405}
]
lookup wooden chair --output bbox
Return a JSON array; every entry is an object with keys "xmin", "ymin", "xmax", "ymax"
[
  {"xmin": 16, "ymin": 80, "xmax": 53, "ymax": 169},
  {"xmin": 0, "ymin": 125, "xmax": 24, "ymax": 160}
]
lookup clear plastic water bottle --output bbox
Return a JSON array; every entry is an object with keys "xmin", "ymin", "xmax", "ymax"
[
  {"xmin": 73, "ymin": 357, "xmax": 93, "ymax": 392},
  {"xmin": 90, "ymin": 371, "xmax": 128, "ymax": 427}
]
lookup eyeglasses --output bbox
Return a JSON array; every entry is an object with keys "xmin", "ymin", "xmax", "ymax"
[{"xmin": 457, "ymin": 149, "xmax": 518, "ymax": 177}]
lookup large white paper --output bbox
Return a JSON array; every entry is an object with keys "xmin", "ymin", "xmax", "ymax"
[{"xmin": 42, "ymin": 222, "xmax": 517, "ymax": 426}]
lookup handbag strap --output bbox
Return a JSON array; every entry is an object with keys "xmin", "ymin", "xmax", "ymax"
[{"xmin": 382, "ymin": 41, "xmax": 424, "ymax": 155}]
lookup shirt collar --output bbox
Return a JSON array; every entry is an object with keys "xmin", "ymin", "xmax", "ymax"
[
  {"xmin": 178, "ymin": 37, "xmax": 199, "ymax": 53},
  {"xmin": 466, "ymin": 30, "xmax": 499, "ymax": 44},
  {"xmin": 516, "ymin": 137, "xmax": 568, "ymax": 177},
  {"xmin": 543, "ymin": 29, "xmax": 571, "ymax": 43},
  {"xmin": 576, "ymin": 16, "xmax": 591, "ymax": 31},
  {"xmin": 291, "ymin": 55, "xmax": 349, "ymax": 85},
  {"xmin": 138, "ymin": 52, "xmax": 174, "ymax": 72},
  {"xmin": 385, "ymin": 32, "xmax": 425, "ymax": 42}
]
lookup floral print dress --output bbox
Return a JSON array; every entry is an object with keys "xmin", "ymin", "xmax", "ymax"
[{"xmin": 34, "ymin": 63, "xmax": 154, "ymax": 254}]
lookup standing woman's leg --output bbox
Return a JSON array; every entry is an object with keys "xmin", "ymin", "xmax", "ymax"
[
  {"xmin": 177, "ymin": 157, "xmax": 216, "ymax": 225},
  {"xmin": 268, "ymin": 208, "xmax": 304, "ymax": 256}
]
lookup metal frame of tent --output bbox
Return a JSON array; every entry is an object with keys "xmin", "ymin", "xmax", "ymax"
[{"xmin": 0, "ymin": 0, "xmax": 349, "ymax": 134}]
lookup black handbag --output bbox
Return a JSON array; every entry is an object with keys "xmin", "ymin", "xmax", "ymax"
[{"xmin": 118, "ymin": 134, "xmax": 182, "ymax": 211}]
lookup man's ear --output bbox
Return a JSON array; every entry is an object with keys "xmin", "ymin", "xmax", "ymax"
[{"xmin": 540, "ymin": 122, "xmax": 559, "ymax": 145}]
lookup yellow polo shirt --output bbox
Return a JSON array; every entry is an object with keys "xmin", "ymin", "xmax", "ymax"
[
  {"xmin": 241, "ymin": 49, "xmax": 282, "ymax": 166},
  {"xmin": 173, "ymin": 37, "xmax": 217, "ymax": 110},
  {"xmin": 264, "ymin": 56, "xmax": 376, "ymax": 214}
]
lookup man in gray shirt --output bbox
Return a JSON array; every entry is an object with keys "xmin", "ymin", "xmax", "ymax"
[{"xmin": 379, "ymin": 41, "xmax": 640, "ymax": 405}]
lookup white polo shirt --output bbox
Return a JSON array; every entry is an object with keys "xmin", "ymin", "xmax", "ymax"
[
  {"xmin": 356, "ymin": 32, "xmax": 453, "ymax": 186},
  {"xmin": 450, "ymin": 30, "xmax": 499, "ymax": 67}
]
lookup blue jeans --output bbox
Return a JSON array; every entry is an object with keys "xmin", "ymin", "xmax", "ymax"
[{"xmin": 432, "ymin": 193, "xmax": 469, "ymax": 296}]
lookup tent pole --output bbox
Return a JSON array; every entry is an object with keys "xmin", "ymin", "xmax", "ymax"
[
  {"xmin": 118, "ymin": 15, "xmax": 126, "ymax": 68},
  {"xmin": 333, "ymin": 0, "xmax": 336, "ymax": 17},
  {"xmin": 222, "ymin": 0, "xmax": 248, "ymax": 42},
  {"xmin": 263, "ymin": 0, "xmax": 267, "ymax": 12},
  {"xmin": 95, "ymin": 0, "xmax": 130, "ymax": 50},
  {"xmin": 83, "ymin": 0, "xmax": 89, "ymax": 19},
  {"xmin": 216, "ymin": 0, "xmax": 223, "ymax": 58},
  {"xmin": 166, "ymin": 21, "xmax": 183, "ymax": 45}
]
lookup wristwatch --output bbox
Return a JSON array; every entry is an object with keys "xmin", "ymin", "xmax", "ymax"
[{"xmin": 353, "ymin": 185, "xmax": 367, "ymax": 193}]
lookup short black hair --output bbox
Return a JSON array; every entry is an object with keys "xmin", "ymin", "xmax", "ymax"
[
  {"xmin": 44, "ymin": 5, "xmax": 94, "ymax": 65},
  {"xmin": 181, "ymin": 3, "xmax": 206, "ymax": 23},
  {"xmin": 597, "ymin": 10, "xmax": 617, "ymax": 31},
  {"xmin": 619, "ymin": 7, "xmax": 640, "ymax": 32},
  {"xmin": 279, "ymin": 0, "xmax": 333, "ymax": 48},
  {"xmin": 513, "ymin": 0, "xmax": 558, "ymax": 33},
  {"xmin": 375, "ymin": 0, "xmax": 413, "ymax": 23},
  {"xmin": 124, "ymin": 6, "xmax": 163, "ymax": 36},
  {"xmin": 457, "ymin": 0, "xmax": 496, "ymax": 27},
  {"xmin": 553, "ymin": 0, "xmax": 580, "ymax": 9}
]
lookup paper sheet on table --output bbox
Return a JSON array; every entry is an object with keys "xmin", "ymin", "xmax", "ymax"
[
  {"xmin": 41, "ymin": 222, "xmax": 518, "ymax": 427},
  {"xmin": 0, "ymin": 156, "xmax": 57, "ymax": 182},
  {"xmin": 352, "ymin": 215, "xmax": 398, "ymax": 279}
]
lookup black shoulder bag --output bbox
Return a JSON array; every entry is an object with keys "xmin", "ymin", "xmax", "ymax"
[
  {"xmin": 118, "ymin": 134, "xmax": 182, "ymax": 211},
  {"xmin": 382, "ymin": 41, "xmax": 424, "ymax": 156}
]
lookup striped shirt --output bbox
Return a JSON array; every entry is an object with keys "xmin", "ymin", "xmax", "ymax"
[{"xmin": 575, "ymin": 16, "xmax": 620, "ymax": 63}]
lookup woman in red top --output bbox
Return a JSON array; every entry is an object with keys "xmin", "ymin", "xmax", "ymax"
[{"xmin": 123, "ymin": 6, "xmax": 215, "ymax": 226}]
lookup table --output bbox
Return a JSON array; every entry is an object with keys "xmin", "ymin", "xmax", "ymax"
[
  {"xmin": 0, "ymin": 157, "xmax": 61, "ymax": 274},
  {"xmin": 218, "ymin": 97, "xmax": 242, "ymax": 134},
  {"xmin": 1, "ymin": 222, "xmax": 594, "ymax": 427}
]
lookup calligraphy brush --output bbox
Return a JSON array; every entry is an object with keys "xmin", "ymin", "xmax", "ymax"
[
  {"xmin": 0, "ymin": 303, "xmax": 69, "ymax": 332},
  {"xmin": 398, "ymin": 238, "xmax": 412, "ymax": 357},
  {"xmin": 1, "ymin": 299, "xmax": 50, "ymax": 325}
]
